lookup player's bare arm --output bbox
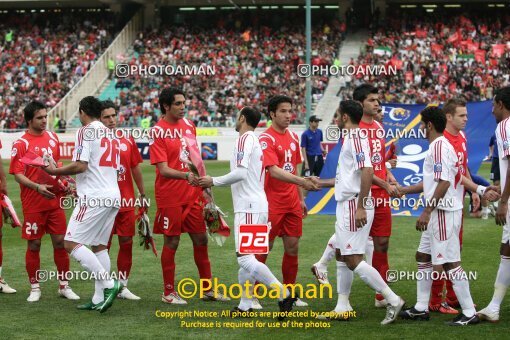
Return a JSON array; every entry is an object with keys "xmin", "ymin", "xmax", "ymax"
[
  {"xmin": 267, "ymin": 165, "xmax": 319, "ymax": 191},
  {"xmin": 155, "ymin": 162, "xmax": 198, "ymax": 186},
  {"xmin": 13, "ymin": 173, "xmax": 55, "ymax": 199},
  {"xmin": 416, "ymin": 180, "xmax": 449, "ymax": 232},
  {"xmin": 496, "ymin": 156, "xmax": 510, "ymax": 226},
  {"xmin": 44, "ymin": 160, "xmax": 88, "ymax": 176},
  {"xmin": 318, "ymin": 178, "xmax": 335, "ymax": 188},
  {"xmin": 298, "ymin": 186, "xmax": 308, "ymax": 218},
  {"xmin": 356, "ymin": 166, "xmax": 373, "ymax": 228},
  {"xmin": 399, "ymin": 182, "xmax": 424, "ymax": 196},
  {"xmin": 372, "ymin": 175, "xmax": 399, "ymax": 197},
  {"xmin": 460, "ymin": 175, "xmax": 500, "ymax": 202},
  {"xmin": 131, "ymin": 164, "xmax": 147, "ymax": 206},
  {"xmin": 301, "ymin": 147, "xmax": 309, "ymax": 170}
]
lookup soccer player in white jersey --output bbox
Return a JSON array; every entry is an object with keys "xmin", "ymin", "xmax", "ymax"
[
  {"xmin": 43, "ymin": 96, "xmax": 122, "ymax": 313},
  {"xmin": 478, "ymin": 86, "xmax": 510, "ymax": 322},
  {"xmin": 198, "ymin": 107, "xmax": 296, "ymax": 316},
  {"xmin": 317, "ymin": 100, "xmax": 404, "ymax": 325},
  {"xmin": 398, "ymin": 106, "xmax": 496, "ymax": 325}
]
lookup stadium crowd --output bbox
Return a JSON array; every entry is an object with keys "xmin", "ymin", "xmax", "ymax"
[
  {"xmin": 0, "ymin": 11, "xmax": 117, "ymax": 130},
  {"xmin": 109, "ymin": 22, "xmax": 344, "ymax": 128},
  {"xmin": 337, "ymin": 12, "xmax": 510, "ymax": 103}
]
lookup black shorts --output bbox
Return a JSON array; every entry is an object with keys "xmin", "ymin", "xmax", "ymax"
[
  {"xmin": 302, "ymin": 154, "xmax": 324, "ymax": 177},
  {"xmin": 490, "ymin": 157, "xmax": 500, "ymax": 182}
]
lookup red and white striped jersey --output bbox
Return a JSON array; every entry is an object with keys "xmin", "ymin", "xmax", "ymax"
[{"xmin": 496, "ymin": 117, "xmax": 510, "ymax": 190}]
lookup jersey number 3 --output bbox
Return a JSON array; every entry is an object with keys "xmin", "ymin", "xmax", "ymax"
[{"xmin": 99, "ymin": 138, "xmax": 119, "ymax": 168}]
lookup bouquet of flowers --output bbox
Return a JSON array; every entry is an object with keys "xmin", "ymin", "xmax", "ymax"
[
  {"xmin": 136, "ymin": 206, "xmax": 157, "ymax": 257},
  {"xmin": 0, "ymin": 194, "xmax": 21, "ymax": 228}
]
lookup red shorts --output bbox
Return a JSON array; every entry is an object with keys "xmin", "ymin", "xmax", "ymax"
[
  {"xmin": 112, "ymin": 210, "xmax": 136, "ymax": 237},
  {"xmin": 154, "ymin": 202, "xmax": 205, "ymax": 236},
  {"xmin": 369, "ymin": 190, "xmax": 392, "ymax": 237},
  {"xmin": 22, "ymin": 209, "xmax": 67, "ymax": 240},
  {"xmin": 268, "ymin": 210, "xmax": 303, "ymax": 241}
]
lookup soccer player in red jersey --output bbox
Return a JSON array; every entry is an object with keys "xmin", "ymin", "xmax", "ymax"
[
  {"xmin": 0, "ymin": 141, "xmax": 16, "ymax": 294},
  {"xmin": 9, "ymin": 101, "xmax": 79, "ymax": 302},
  {"xmin": 100, "ymin": 100, "xmax": 146, "ymax": 300},
  {"xmin": 354, "ymin": 84, "xmax": 399, "ymax": 307},
  {"xmin": 150, "ymin": 88, "xmax": 228, "ymax": 304},
  {"xmin": 428, "ymin": 98, "xmax": 477, "ymax": 313},
  {"xmin": 256, "ymin": 95, "xmax": 319, "ymax": 308}
]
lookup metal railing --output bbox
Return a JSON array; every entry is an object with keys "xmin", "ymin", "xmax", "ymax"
[{"xmin": 47, "ymin": 9, "xmax": 144, "ymax": 129}]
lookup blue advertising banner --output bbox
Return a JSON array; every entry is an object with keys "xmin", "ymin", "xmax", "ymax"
[{"xmin": 306, "ymin": 101, "xmax": 496, "ymax": 216}]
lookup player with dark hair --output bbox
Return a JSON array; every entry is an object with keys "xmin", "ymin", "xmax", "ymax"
[
  {"xmin": 478, "ymin": 86, "xmax": 510, "ymax": 322},
  {"xmin": 317, "ymin": 100, "xmax": 405, "ymax": 324},
  {"xmin": 150, "ymin": 87, "xmax": 228, "ymax": 304},
  {"xmin": 43, "ymin": 96, "xmax": 123, "ymax": 312},
  {"xmin": 255, "ymin": 95, "xmax": 319, "ymax": 308},
  {"xmin": 399, "ymin": 106, "xmax": 497, "ymax": 325},
  {"xmin": 199, "ymin": 107, "xmax": 296, "ymax": 314},
  {"xmin": 9, "ymin": 101, "xmax": 79, "ymax": 302},
  {"xmin": 100, "ymin": 100, "xmax": 146, "ymax": 300},
  {"xmin": 0, "ymin": 137, "xmax": 15, "ymax": 294}
]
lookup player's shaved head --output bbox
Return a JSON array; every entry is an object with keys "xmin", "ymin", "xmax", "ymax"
[
  {"xmin": 420, "ymin": 106, "xmax": 446, "ymax": 133},
  {"xmin": 23, "ymin": 101, "xmax": 46, "ymax": 123},
  {"xmin": 79, "ymin": 96, "xmax": 102, "ymax": 118},
  {"xmin": 239, "ymin": 107, "xmax": 261, "ymax": 129}
]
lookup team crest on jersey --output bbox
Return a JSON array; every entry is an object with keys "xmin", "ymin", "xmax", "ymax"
[
  {"xmin": 355, "ymin": 152, "xmax": 365, "ymax": 162},
  {"xmin": 290, "ymin": 142, "xmax": 296, "ymax": 151},
  {"xmin": 504, "ymin": 140, "xmax": 510, "ymax": 150},
  {"xmin": 120, "ymin": 143, "xmax": 127, "ymax": 152},
  {"xmin": 283, "ymin": 162, "xmax": 294, "ymax": 173},
  {"xmin": 237, "ymin": 151, "xmax": 244, "ymax": 161},
  {"xmin": 261, "ymin": 141, "xmax": 268, "ymax": 150},
  {"xmin": 118, "ymin": 165, "xmax": 126, "ymax": 175},
  {"xmin": 11, "ymin": 148, "xmax": 17, "ymax": 157},
  {"xmin": 434, "ymin": 162, "xmax": 442, "ymax": 172},
  {"xmin": 49, "ymin": 139, "xmax": 56, "ymax": 147},
  {"xmin": 371, "ymin": 152, "xmax": 381, "ymax": 164}
]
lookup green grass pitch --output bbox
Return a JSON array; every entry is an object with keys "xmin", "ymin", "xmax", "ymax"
[{"xmin": 0, "ymin": 161, "xmax": 508, "ymax": 339}]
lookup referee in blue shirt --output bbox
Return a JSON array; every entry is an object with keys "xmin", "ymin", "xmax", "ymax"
[{"xmin": 301, "ymin": 115, "xmax": 326, "ymax": 176}]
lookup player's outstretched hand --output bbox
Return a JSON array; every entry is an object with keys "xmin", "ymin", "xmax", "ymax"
[
  {"xmin": 495, "ymin": 202, "xmax": 507, "ymax": 226},
  {"xmin": 37, "ymin": 184, "xmax": 56, "ymax": 199},
  {"xmin": 386, "ymin": 184, "xmax": 400, "ymax": 197},
  {"xmin": 483, "ymin": 188, "xmax": 500, "ymax": 202},
  {"xmin": 302, "ymin": 177, "xmax": 320, "ymax": 191},
  {"xmin": 416, "ymin": 210, "xmax": 430, "ymax": 231},
  {"xmin": 472, "ymin": 193, "xmax": 481, "ymax": 212},
  {"xmin": 198, "ymin": 175, "xmax": 213, "ymax": 188},
  {"xmin": 355, "ymin": 207, "xmax": 367, "ymax": 228},
  {"xmin": 187, "ymin": 172, "xmax": 199, "ymax": 186}
]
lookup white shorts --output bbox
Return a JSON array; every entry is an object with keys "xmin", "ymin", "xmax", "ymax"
[
  {"xmin": 502, "ymin": 205, "xmax": 510, "ymax": 244},
  {"xmin": 234, "ymin": 212, "xmax": 268, "ymax": 253},
  {"xmin": 65, "ymin": 204, "xmax": 119, "ymax": 246},
  {"xmin": 417, "ymin": 209, "xmax": 462, "ymax": 265},
  {"xmin": 335, "ymin": 198, "xmax": 374, "ymax": 256}
]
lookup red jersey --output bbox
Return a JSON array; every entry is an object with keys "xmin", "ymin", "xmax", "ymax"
[
  {"xmin": 9, "ymin": 131, "xmax": 61, "ymax": 214},
  {"xmin": 259, "ymin": 126, "xmax": 302, "ymax": 213},
  {"xmin": 117, "ymin": 136, "xmax": 143, "ymax": 212},
  {"xmin": 443, "ymin": 129, "xmax": 468, "ymax": 177},
  {"xmin": 359, "ymin": 119, "xmax": 387, "ymax": 190},
  {"xmin": 149, "ymin": 118, "xmax": 201, "ymax": 208}
]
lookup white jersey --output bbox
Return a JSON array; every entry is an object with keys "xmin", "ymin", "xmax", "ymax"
[
  {"xmin": 496, "ymin": 117, "xmax": 510, "ymax": 190},
  {"xmin": 423, "ymin": 136, "xmax": 462, "ymax": 211},
  {"xmin": 73, "ymin": 120, "xmax": 120, "ymax": 200},
  {"xmin": 230, "ymin": 131, "xmax": 268, "ymax": 213},
  {"xmin": 335, "ymin": 128, "xmax": 372, "ymax": 202}
]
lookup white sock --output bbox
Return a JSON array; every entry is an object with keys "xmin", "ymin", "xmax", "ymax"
[
  {"xmin": 415, "ymin": 262, "xmax": 433, "ymax": 311},
  {"xmin": 335, "ymin": 261, "xmax": 353, "ymax": 312},
  {"xmin": 488, "ymin": 257, "xmax": 510, "ymax": 312},
  {"xmin": 354, "ymin": 260, "xmax": 399, "ymax": 306},
  {"xmin": 94, "ymin": 249, "xmax": 113, "ymax": 289},
  {"xmin": 238, "ymin": 255, "xmax": 289, "ymax": 299},
  {"xmin": 31, "ymin": 283, "xmax": 40, "ymax": 290},
  {"xmin": 71, "ymin": 245, "xmax": 109, "ymax": 304},
  {"xmin": 482, "ymin": 206, "xmax": 489, "ymax": 214},
  {"xmin": 238, "ymin": 267, "xmax": 254, "ymax": 310},
  {"xmin": 0, "ymin": 266, "xmax": 3, "ymax": 278},
  {"xmin": 449, "ymin": 266, "xmax": 476, "ymax": 317},
  {"xmin": 317, "ymin": 234, "xmax": 336, "ymax": 269},
  {"xmin": 365, "ymin": 237, "xmax": 374, "ymax": 266}
]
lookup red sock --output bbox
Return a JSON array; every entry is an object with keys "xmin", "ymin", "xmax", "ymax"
[
  {"xmin": 193, "ymin": 245, "xmax": 212, "ymax": 291},
  {"xmin": 161, "ymin": 245, "xmax": 176, "ymax": 295},
  {"xmin": 372, "ymin": 251, "xmax": 389, "ymax": 301},
  {"xmin": 445, "ymin": 279, "xmax": 458, "ymax": 302},
  {"xmin": 117, "ymin": 240, "xmax": 133, "ymax": 281},
  {"xmin": 26, "ymin": 248, "xmax": 40, "ymax": 285},
  {"xmin": 282, "ymin": 253, "xmax": 298, "ymax": 285},
  {"xmin": 53, "ymin": 248, "xmax": 69, "ymax": 288},
  {"xmin": 255, "ymin": 254, "xmax": 268, "ymax": 264},
  {"xmin": 430, "ymin": 279, "xmax": 444, "ymax": 305}
]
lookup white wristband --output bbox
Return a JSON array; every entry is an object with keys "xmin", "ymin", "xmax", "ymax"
[{"xmin": 476, "ymin": 185, "xmax": 486, "ymax": 196}]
